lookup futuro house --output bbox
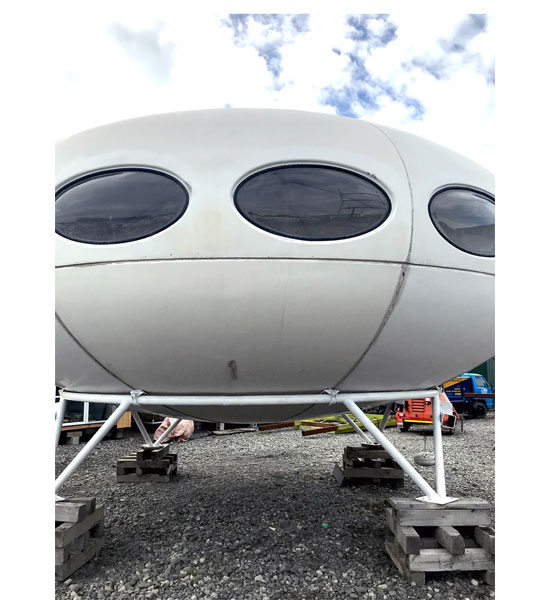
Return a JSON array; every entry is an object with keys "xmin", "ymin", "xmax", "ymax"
[{"xmin": 55, "ymin": 109, "xmax": 494, "ymax": 423}]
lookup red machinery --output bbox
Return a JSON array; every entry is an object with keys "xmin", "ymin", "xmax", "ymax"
[{"xmin": 394, "ymin": 392, "xmax": 459, "ymax": 434}]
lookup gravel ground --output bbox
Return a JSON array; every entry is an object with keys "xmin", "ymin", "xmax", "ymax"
[{"xmin": 55, "ymin": 414, "xmax": 495, "ymax": 600}]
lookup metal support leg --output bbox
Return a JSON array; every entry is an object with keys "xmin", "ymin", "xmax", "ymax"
[
  {"xmin": 55, "ymin": 396, "xmax": 67, "ymax": 451},
  {"xmin": 55, "ymin": 400, "xmax": 132, "ymax": 493},
  {"xmin": 131, "ymin": 409, "xmax": 154, "ymax": 446},
  {"xmin": 379, "ymin": 402, "xmax": 394, "ymax": 432},
  {"xmin": 431, "ymin": 389, "xmax": 447, "ymax": 499},
  {"xmin": 343, "ymin": 398, "xmax": 454, "ymax": 504},
  {"xmin": 341, "ymin": 414, "xmax": 376, "ymax": 444},
  {"xmin": 153, "ymin": 418, "xmax": 183, "ymax": 446}
]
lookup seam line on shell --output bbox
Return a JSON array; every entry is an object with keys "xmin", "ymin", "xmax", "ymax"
[
  {"xmin": 55, "ymin": 257, "xmax": 494, "ymax": 277},
  {"xmin": 55, "ymin": 313, "xmax": 137, "ymax": 391},
  {"xmin": 333, "ymin": 123, "xmax": 416, "ymax": 388}
]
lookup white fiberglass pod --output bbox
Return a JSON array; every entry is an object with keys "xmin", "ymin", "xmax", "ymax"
[{"xmin": 55, "ymin": 109, "xmax": 494, "ymax": 422}]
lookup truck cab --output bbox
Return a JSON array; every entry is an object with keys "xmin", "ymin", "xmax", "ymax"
[{"xmin": 443, "ymin": 373, "xmax": 494, "ymax": 417}]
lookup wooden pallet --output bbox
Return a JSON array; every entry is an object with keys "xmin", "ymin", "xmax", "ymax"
[
  {"xmin": 55, "ymin": 497, "xmax": 104, "ymax": 581},
  {"xmin": 211, "ymin": 427, "xmax": 257, "ymax": 436},
  {"xmin": 333, "ymin": 445, "xmax": 404, "ymax": 488},
  {"xmin": 117, "ymin": 444, "xmax": 177, "ymax": 482},
  {"xmin": 385, "ymin": 497, "xmax": 495, "ymax": 585}
]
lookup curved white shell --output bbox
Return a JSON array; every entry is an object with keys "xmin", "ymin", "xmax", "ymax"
[{"xmin": 55, "ymin": 109, "xmax": 494, "ymax": 421}]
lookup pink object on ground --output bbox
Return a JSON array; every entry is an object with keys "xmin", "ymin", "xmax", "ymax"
[{"xmin": 153, "ymin": 418, "xmax": 194, "ymax": 442}]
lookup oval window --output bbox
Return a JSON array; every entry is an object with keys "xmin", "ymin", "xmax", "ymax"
[
  {"xmin": 429, "ymin": 188, "xmax": 494, "ymax": 257},
  {"xmin": 55, "ymin": 169, "xmax": 189, "ymax": 244},
  {"xmin": 234, "ymin": 165, "xmax": 391, "ymax": 241}
]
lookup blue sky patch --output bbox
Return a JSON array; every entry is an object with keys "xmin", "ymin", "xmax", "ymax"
[
  {"xmin": 223, "ymin": 14, "xmax": 310, "ymax": 86},
  {"xmin": 346, "ymin": 15, "xmax": 397, "ymax": 48}
]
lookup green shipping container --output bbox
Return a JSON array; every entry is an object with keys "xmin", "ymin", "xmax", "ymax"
[{"xmin": 471, "ymin": 357, "xmax": 495, "ymax": 390}]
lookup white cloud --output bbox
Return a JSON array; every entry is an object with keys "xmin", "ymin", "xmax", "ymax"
[
  {"xmin": 316, "ymin": 13, "xmax": 495, "ymax": 169},
  {"xmin": 54, "ymin": 8, "xmax": 494, "ymax": 170},
  {"xmin": 276, "ymin": 15, "xmax": 350, "ymax": 96}
]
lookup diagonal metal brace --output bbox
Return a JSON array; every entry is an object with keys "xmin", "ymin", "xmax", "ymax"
[
  {"xmin": 341, "ymin": 413, "xmax": 376, "ymax": 444},
  {"xmin": 379, "ymin": 402, "xmax": 394, "ymax": 432},
  {"xmin": 131, "ymin": 408, "xmax": 154, "ymax": 446},
  {"xmin": 55, "ymin": 399, "xmax": 132, "ymax": 493},
  {"xmin": 153, "ymin": 418, "xmax": 183, "ymax": 446},
  {"xmin": 343, "ymin": 397, "xmax": 455, "ymax": 504}
]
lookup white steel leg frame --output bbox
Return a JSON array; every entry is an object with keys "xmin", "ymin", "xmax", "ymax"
[
  {"xmin": 340, "ymin": 398, "xmax": 453, "ymax": 503},
  {"xmin": 55, "ymin": 400, "xmax": 132, "ymax": 492},
  {"xmin": 154, "ymin": 418, "xmax": 183, "ymax": 446},
  {"xmin": 130, "ymin": 404, "xmax": 184, "ymax": 447},
  {"xmin": 131, "ymin": 409, "xmax": 154, "ymax": 446},
  {"xmin": 55, "ymin": 388, "xmax": 455, "ymax": 503}
]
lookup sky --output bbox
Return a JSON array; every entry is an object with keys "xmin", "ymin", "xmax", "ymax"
[{"xmin": 54, "ymin": 6, "xmax": 495, "ymax": 170}]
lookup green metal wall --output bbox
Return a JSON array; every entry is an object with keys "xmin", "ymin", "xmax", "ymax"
[{"xmin": 471, "ymin": 357, "xmax": 495, "ymax": 389}]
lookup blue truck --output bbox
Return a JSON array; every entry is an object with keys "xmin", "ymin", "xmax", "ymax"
[{"xmin": 442, "ymin": 373, "xmax": 494, "ymax": 417}]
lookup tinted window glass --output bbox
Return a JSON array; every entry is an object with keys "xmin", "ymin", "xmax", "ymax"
[
  {"xmin": 55, "ymin": 169, "xmax": 189, "ymax": 244},
  {"xmin": 234, "ymin": 165, "xmax": 391, "ymax": 240},
  {"xmin": 429, "ymin": 188, "xmax": 494, "ymax": 257},
  {"xmin": 474, "ymin": 376, "xmax": 488, "ymax": 388}
]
